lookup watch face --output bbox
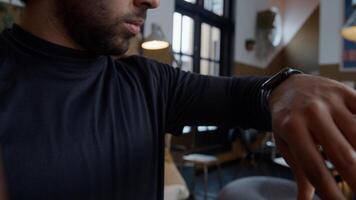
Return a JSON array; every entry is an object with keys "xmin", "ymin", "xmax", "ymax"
[{"xmin": 269, "ymin": 7, "xmax": 282, "ymax": 47}]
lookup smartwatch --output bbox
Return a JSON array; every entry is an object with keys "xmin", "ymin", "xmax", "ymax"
[{"xmin": 261, "ymin": 68, "xmax": 303, "ymax": 111}]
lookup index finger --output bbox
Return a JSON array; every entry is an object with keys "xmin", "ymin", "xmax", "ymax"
[{"xmin": 274, "ymin": 136, "xmax": 315, "ymax": 200}]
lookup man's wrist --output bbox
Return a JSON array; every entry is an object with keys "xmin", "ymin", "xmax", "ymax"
[{"xmin": 261, "ymin": 68, "xmax": 303, "ymax": 111}]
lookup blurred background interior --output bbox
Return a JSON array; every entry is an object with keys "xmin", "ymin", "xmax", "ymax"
[{"xmin": 0, "ymin": 0, "xmax": 355, "ymax": 199}]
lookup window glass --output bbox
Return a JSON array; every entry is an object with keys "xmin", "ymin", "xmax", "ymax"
[
  {"xmin": 211, "ymin": 26, "xmax": 221, "ymax": 60},
  {"xmin": 211, "ymin": 61, "xmax": 220, "ymax": 76},
  {"xmin": 200, "ymin": 59, "xmax": 209, "ymax": 75},
  {"xmin": 201, "ymin": 23, "xmax": 221, "ymax": 61},
  {"xmin": 200, "ymin": 60, "xmax": 219, "ymax": 76},
  {"xmin": 181, "ymin": 16, "xmax": 194, "ymax": 55},
  {"xmin": 204, "ymin": 0, "xmax": 224, "ymax": 16},
  {"xmin": 184, "ymin": 0, "xmax": 196, "ymax": 3},
  {"xmin": 172, "ymin": 12, "xmax": 182, "ymax": 53},
  {"xmin": 200, "ymin": 23, "xmax": 211, "ymax": 59},
  {"xmin": 197, "ymin": 126, "xmax": 208, "ymax": 132},
  {"xmin": 181, "ymin": 55, "xmax": 193, "ymax": 72},
  {"xmin": 182, "ymin": 126, "xmax": 192, "ymax": 134},
  {"xmin": 197, "ymin": 126, "xmax": 218, "ymax": 132},
  {"xmin": 173, "ymin": 54, "xmax": 181, "ymax": 68},
  {"xmin": 207, "ymin": 126, "xmax": 218, "ymax": 131}
]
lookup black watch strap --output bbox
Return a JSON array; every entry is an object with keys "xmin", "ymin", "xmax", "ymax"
[{"xmin": 261, "ymin": 68, "xmax": 303, "ymax": 111}]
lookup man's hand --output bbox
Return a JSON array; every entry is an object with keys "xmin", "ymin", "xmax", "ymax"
[{"xmin": 268, "ymin": 74, "xmax": 356, "ymax": 200}]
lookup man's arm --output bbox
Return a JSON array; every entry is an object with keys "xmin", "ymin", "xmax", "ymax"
[
  {"xmin": 163, "ymin": 67, "xmax": 271, "ymax": 131},
  {"xmin": 159, "ymin": 63, "xmax": 355, "ymax": 199},
  {"xmin": 143, "ymin": 58, "xmax": 355, "ymax": 199}
]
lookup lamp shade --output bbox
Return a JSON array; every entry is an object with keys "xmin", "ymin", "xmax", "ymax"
[
  {"xmin": 141, "ymin": 24, "xmax": 169, "ymax": 50},
  {"xmin": 341, "ymin": 0, "xmax": 356, "ymax": 42}
]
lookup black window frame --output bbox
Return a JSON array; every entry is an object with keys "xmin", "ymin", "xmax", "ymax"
[{"xmin": 174, "ymin": 0, "xmax": 235, "ymax": 76}]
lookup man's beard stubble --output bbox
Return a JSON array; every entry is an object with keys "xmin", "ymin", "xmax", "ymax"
[{"xmin": 55, "ymin": 1, "xmax": 145, "ymax": 55}]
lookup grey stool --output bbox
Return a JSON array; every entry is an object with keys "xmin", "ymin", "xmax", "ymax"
[{"xmin": 217, "ymin": 176, "xmax": 320, "ymax": 200}]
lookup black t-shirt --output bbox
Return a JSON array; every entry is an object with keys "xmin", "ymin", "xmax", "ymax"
[{"xmin": 0, "ymin": 25, "xmax": 271, "ymax": 200}]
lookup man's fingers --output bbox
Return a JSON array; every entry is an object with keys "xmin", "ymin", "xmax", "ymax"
[
  {"xmin": 310, "ymin": 107, "xmax": 356, "ymax": 193},
  {"xmin": 344, "ymin": 87, "xmax": 356, "ymax": 114},
  {"xmin": 278, "ymin": 116, "xmax": 344, "ymax": 200},
  {"xmin": 275, "ymin": 136, "xmax": 315, "ymax": 200},
  {"xmin": 289, "ymin": 136, "xmax": 343, "ymax": 200},
  {"xmin": 332, "ymin": 106, "xmax": 356, "ymax": 149}
]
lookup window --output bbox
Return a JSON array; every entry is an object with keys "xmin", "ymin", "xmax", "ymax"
[
  {"xmin": 173, "ymin": 0, "xmax": 234, "ymax": 76},
  {"xmin": 172, "ymin": 13, "xmax": 195, "ymax": 72},
  {"xmin": 173, "ymin": 0, "xmax": 234, "ymax": 136}
]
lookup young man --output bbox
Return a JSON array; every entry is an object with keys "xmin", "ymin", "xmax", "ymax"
[{"xmin": 0, "ymin": 0, "xmax": 354, "ymax": 199}]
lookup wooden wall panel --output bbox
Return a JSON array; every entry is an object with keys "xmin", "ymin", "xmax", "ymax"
[{"xmin": 320, "ymin": 64, "xmax": 356, "ymax": 82}]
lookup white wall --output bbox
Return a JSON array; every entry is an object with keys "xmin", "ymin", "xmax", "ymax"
[
  {"xmin": 319, "ymin": 0, "xmax": 343, "ymax": 65},
  {"xmin": 283, "ymin": 0, "xmax": 319, "ymax": 43},
  {"xmin": 234, "ymin": 0, "xmax": 319, "ymax": 68},
  {"xmin": 144, "ymin": 0, "xmax": 175, "ymax": 44}
]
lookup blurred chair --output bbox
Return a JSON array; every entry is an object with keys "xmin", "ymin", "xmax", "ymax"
[
  {"xmin": 182, "ymin": 153, "xmax": 222, "ymax": 200},
  {"xmin": 229, "ymin": 128, "xmax": 274, "ymax": 167}
]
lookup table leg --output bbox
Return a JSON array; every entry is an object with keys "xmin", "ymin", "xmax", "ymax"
[
  {"xmin": 217, "ymin": 163, "xmax": 223, "ymax": 189},
  {"xmin": 203, "ymin": 165, "xmax": 208, "ymax": 200}
]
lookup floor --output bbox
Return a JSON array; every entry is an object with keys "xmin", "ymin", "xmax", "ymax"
[{"xmin": 180, "ymin": 157, "xmax": 294, "ymax": 200}]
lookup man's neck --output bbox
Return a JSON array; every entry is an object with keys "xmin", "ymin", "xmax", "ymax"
[{"xmin": 19, "ymin": 1, "xmax": 84, "ymax": 50}]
